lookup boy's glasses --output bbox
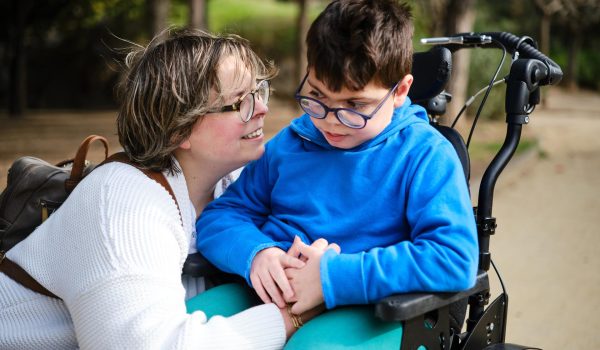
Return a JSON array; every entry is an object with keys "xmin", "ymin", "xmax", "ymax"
[
  {"xmin": 294, "ymin": 73, "xmax": 398, "ymax": 129},
  {"xmin": 208, "ymin": 80, "xmax": 270, "ymax": 122}
]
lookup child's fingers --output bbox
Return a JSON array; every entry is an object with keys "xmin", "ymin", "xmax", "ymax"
[
  {"xmin": 250, "ymin": 273, "xmax": 272, "ymax": 305},
  {"xmin": 327, "ymin": 242, "xmax": 341, "ymax": 254},
  {"xmin": 295, "ymin": 240, "xmax": 318, "ymax": 259},
  {"xmin": 310, "ymin": 238, "xmax": 329, "ymax": 251},
  {"xmin": 262, "ymin": 274, "xmax": 286, "ymax": 308},
  {"xmin": 286, "ymin": 236, "xmax": 303, "ymax": 258},
  {"xmin": 270, "ymin": 266, "xmax": 295, "ymax": 302},
  {"xmin": 280, "ymin": 253, "xmax": 306, "ymax": 269}
]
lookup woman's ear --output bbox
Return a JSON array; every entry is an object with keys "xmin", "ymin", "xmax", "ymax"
[
  {"xmin": 393, "ymin": 74, "xmax": 414, "ymax": 108},
  {"xmin": 178, "ymin": 137, "xmax": 192, "ymax": 150}
]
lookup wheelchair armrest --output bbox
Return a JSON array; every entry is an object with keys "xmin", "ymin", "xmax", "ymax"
[
  {"xmin": 375, "ymin": 270, "xmax": 489, "ymax": 322},
  {"xmin": 182, "ymin": 252, "xmax": 221, "ymax": 277}
]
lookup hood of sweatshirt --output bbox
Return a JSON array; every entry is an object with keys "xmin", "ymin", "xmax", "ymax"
[{"xmin": 289, "ymin": 97, "xmax": 428, "ymax": 152}]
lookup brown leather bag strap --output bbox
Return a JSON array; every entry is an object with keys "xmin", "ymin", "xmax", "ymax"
[
  {"xmin": 65, "ymin": 135, "xmax": 110, "ymax": 193},
  {"xmin": 0, "ymin": 251, "xmax": 59, "ymax": 299}
]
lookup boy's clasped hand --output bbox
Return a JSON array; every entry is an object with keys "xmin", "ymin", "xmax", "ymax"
[{"xmin": 250, "ymin": 236, "xmax": 341, "ymax": 314}]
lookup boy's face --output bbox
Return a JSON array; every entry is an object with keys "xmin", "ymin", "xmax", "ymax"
[{"xmin": 301, "ymin": 70, "xmax": 412, "ymax": 149}]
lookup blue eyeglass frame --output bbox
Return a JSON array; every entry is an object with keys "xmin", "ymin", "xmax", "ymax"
[{"xmin": 294, "ymin": 73, "xmax": 399, "ymax": 129}]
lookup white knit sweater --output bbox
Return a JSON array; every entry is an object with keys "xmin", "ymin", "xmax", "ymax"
[{"xmin": 0, "ymin": 163, "xmax": 285, "ymax": 349}]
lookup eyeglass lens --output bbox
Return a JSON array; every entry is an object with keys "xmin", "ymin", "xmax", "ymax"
[
  {"xmin": 298, "ymin": 98, "xmax": 366, "ymax": 128},
  {"xmin": 240, "ymin": 80, "xmax": 270, "ymax": 122}
]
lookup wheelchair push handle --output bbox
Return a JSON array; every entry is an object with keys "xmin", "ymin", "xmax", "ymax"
[
  {"xmin": 422, "ymin": 31, "xmax": 563, "ymax": 87},
  {"xmin": 482, "ymin": 31, "xmax": 563, "ymax": 86}
]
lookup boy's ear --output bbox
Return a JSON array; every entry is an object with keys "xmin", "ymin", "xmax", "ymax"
[{"xmin": 393, "ymin": 74, "xmax": 414, "ymax": 108}]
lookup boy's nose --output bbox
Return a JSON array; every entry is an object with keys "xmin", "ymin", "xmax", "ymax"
[{"xmin": 324, "ymin": 111, "xmax": 341, "ymax": 125}]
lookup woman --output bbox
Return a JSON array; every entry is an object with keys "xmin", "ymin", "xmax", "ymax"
[{"xmin": 0, "ymin": 29, "xmax": 319, "ymax": 349}]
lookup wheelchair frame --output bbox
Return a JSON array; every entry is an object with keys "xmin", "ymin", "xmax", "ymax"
[{"xmin": 374, "ymin": 32, "xmax": 562, "ymax": 350}]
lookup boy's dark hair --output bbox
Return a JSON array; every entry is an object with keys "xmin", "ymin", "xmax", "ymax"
[{"xmin": 306, "ymin": 0, "xmax": 413, "ymax": 92}]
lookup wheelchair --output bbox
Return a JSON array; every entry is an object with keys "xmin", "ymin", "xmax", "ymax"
[{"xmin": 184, "ymin": 31, "xmax": 562, "ymax": 350}]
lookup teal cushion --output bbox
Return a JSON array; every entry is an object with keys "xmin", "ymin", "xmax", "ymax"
[
  {"xmin": 185, "ymin": 283, "xmax": 261, "ymax": 318},
  {"xmin": 285, "ymin": 306, "xmax": 403, "ymax": 349},
  {"xmin": 188, "ymin": 285, "xmax": 410, "ymax": 349}
]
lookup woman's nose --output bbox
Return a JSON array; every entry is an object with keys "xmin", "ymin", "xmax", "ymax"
[{"xmin": 252, "ymin": 96, "xmax": 269, "ymax": 118}]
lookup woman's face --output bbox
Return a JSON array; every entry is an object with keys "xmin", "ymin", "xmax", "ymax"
[{"xmin": 182, "ymin": 56, "xmax": 268, "ymax": 171}]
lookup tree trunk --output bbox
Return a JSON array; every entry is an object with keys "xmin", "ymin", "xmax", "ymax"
[
  {"xmin": 189, "ymin": 0, "xmax": 207, "ymax": 30},
  {"xmin": 565, "ymin": 27, "xmax": 581, "ymax": 91},
  {"xmin": 538, "ymin": 13, "xmax": 552, "ymax": 105},
  {"xmin": 533, "ymin": 0, "xmax": 563, "ymax": 55},
  {"xmin": 8, "ymin": 0, "xmax": 32, "ymax": 118},
  {"xmin": 296, "ymin": 0, "xmax": 310, "ymax": 82},
  {"xmin": 442, "ymin": 0, "xmax": 476, "ymax": 129},
  {"xmin": 419, "ymin": 0, "xmax": 447, "ymax": 36},
  {"xmin": 148, "ymin": 0, "xmax": 170, "ymax": 38}
]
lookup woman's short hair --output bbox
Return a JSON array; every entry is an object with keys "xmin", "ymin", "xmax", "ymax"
[
  {"xmin": 306, "ymin": 0, "xmax": 413, "ymax": 92},
  {"xmin": 116, "ymin": 29, "xmax": 277, "ymax": 173}
]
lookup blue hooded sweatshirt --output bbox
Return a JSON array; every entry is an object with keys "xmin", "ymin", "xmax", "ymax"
[{"xmin": 197, "ymin": 98, "xmax": 478, "ymax": 309}]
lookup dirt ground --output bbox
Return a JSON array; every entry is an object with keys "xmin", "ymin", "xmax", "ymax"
[
  {"xmin": 1, "ymin": 88, "xmax": 598, "ymax": 349},
  {"xmin": 0, "ymin": 98, "xmax": 301, "ymax": 185},
  {"xmin": 486, "ymin": 88, "xmax": 600, "ymax": 349}
]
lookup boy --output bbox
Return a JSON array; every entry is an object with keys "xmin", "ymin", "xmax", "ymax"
[{"xmin": 197, "ymin": 0, "xmax": 478, "ymax": 320}]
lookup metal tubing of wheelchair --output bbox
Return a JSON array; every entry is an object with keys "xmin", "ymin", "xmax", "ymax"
[
  {"xmin": 477, "ymin": 124, "xmax": 522, "ymax": 271},
  {"xmin": 478, "ymin": 58, "xmax": 549, "ymax": 272}
]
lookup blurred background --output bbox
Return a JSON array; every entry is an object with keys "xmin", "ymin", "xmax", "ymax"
[
  {"xmin": 1, "ymin": 0, "xmax": 599, "ymax": 118},
  {"xmin": 1, "ymin": 0, "xmax": 599, "ymax": 348}
]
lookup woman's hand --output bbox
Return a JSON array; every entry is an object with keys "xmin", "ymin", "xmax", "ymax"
[
  {"xmin": 250, "ymin": 247, "xmax": 305, "ymax": 308},
  {"xmin": 279, "ymin": 303, "xmax": 326, "ymax": 339},
  {"xmin": 285, "ymin": 237, "xmax": 340, "ymax": 314}
]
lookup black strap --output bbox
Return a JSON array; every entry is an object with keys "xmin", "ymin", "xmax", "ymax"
[{"xmin": 0, "ymin": 153, "xmax": 182, "ymax": 299}]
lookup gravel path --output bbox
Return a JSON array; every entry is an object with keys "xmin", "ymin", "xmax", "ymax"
[{"xmin": 486, "ymin": 88, "xmax": 600, "ymax": 349}]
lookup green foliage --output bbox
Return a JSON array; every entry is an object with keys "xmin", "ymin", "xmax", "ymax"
[
  {"xmin": 4, "ymin": 0, "xmax": 598, "ymax": 111},
  {"xmin": 550, "ymin": 22, "xmax": 600, "ymax": 90},
  {"xmin": 209, "ymin": 0, "xmax": 296, "ymax": 61},
  {"xmin": 465, "ymin": 48, "xmax": 511, "ymax": 121},
  {"xmin": 190, "ymin": 0, "xmax": 327, "ymax": 96},
  {"xmin": 577, "ymin": 49, "xmax": 600, "ymax": 90},
  {"xmin": 465, "ymin": 1, "xmax": 540, "ymax": 120},
  {"xmin": 9, "ymin": 0, "xmax": 150, "ymax": 109},
  {"xmin": 206, "ymin": 0, "xmax": 325, "ymax": 62}
]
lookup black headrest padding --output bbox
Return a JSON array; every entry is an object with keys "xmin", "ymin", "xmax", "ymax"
[{"xmin": 409, "ymin": 46, "xmax": 452, "ymax": 103}]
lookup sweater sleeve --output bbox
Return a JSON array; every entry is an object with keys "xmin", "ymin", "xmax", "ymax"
[
  {"xmin": 320, "ymin": 141, "xmax": 478, "ymax": 308},
  {"xmin": 60, "ymin": 166, "xmax": 286, "ymax": 349},
  {"xmin": 197, "ymin": 152, "xmax": 286, "ymax": 284}
]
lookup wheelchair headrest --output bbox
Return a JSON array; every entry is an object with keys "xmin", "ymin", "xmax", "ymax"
[{"xmin": 408, "ymin": 46, "xmax": 452, "ymax": 103}]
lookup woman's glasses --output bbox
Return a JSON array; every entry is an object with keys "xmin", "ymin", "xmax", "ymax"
[{"xmin": 208, "ymin": 80, "xmax": 270, "ymax": 122}]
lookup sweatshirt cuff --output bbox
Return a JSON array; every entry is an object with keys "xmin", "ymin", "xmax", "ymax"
[{"xmin": 320, "ymin": 250, "xmax": 367, "ymax": 309}]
